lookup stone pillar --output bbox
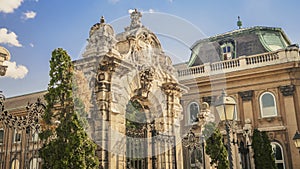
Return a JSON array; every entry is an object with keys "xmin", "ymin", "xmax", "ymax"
[
  {"xmin": 162, "ymin": 82, "xmax": 184, "ymax": 169},
  {"xmin": 279, "ymin": 85, "xmax": 299, "ymax": 169},
  {"xmin": 238, "ymin": 90, "xmax": 255, "ymax": 169},
  {"xmin": 95, "ymin": 56, "xmax": 118, "ymax": 169}
]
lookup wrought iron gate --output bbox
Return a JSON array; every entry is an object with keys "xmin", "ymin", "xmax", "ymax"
[
  {"xmin": 0, "ymin": 95, "xmax": 45, "ymax": 169},
  {"xmin": 125, "ymin": 100, "xmax": 148, "ymax": 169},
  {"xmin": 126, "ymin": 126, "xmax": 148, "ymax": 169}
]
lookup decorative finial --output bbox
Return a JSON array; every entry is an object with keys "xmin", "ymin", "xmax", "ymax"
[
  {"xmin": 100, "ymin": 16, "xmax": 105, "ymax": 23},
  {"xmin": 237, "ymin": 16, "xmax": 242, "ymax": 29},
  {"xmin": 129, "ymin": 8, "xmax": 142, "ymax": 29}
]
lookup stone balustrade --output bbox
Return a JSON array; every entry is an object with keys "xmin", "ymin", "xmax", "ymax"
[{"xmin": 176, "ymin": 48, "xmax": 300, "ymax": 80}]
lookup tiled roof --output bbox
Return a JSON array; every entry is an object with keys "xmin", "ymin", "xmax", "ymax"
[{"xmin": 4, "ymin": 91, "xmax": 46, "ymax": 111}]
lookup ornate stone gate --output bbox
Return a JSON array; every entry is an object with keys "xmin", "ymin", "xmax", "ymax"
[{"xmin": 74, "ymin": 9, "xmax": 184, "ymax": 169}]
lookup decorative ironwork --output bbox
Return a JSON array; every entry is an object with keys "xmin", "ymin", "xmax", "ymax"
[
  {"xmin": 126, "ymin": 100, "xmax": 148, "ymax": 169},
  {"xmin": 0, "ymin": 95, "xmax": 45, "ymax": 169},
  {"xmin": 182, "ymin": 130, "xmax": 201, "ymax": 150},
  {"xmin": 238, "ymin": 140, "xmax": 250, "ymax": 169}
]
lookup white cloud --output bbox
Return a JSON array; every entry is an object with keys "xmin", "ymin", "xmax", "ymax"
[
  {"xmin": 29, "ymin": 43, "xmax": 34, "ymax": 47},
  {"xmin": 3, "ymin": 61, "xmax": 28, "ymax": 79},
  {"xmin": 108, "ymin": 0, "xmax": 119, "ymax": 4},
  {"xmin": 148, "ymin": 9, "xmax": 155, "ymax": 13},
  {"xmin": 22, "ymin": 11, "xmax": 37, "ymax": 20},
  {"xmin": 0, "ymin": 28, "xmax": 22, "ymax": 47},
  {"xmin": 128, "ymin": 8, "xmax": 156, "ymax": 14},
  {"xmin": 128, "ymin": 9, "xmax": 135, "ymax": 14},
  {"xmin": 0, "ymin": 0, "xmax": 23, "ymax": 13}
]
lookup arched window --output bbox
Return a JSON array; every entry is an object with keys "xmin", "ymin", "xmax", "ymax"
[
  {"xmin": 260, "ymin": 92, "xmax": 277, "ymax": 117},
  {"xmin": 10, "ymin": 159, "xmax": 20, "ymax": 169},
  {"xmin": 271, "ymin": 142, "xmax": 285, "ymax": 169},
  {"xmin": 188, "ymin": 102, "xmax": 199, "ymax": 124},
  {"xmin": 29, "ymin": 158, "xmax": 41, "ymax": 169}
]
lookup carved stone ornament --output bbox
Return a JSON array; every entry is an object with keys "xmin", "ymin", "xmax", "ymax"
[
  {"xmin": 128, "ymin": 9, "xmax": 143, "ymax": 30},
  {"xmin": 202, "ymin": 96, "xmax": 216, "ymax": 105},
  {"xmin": 137, "ymin": 67, "xmax": 154, "ymax": 98},
  {"xmin": 238, "ymin": 90, "xmax": 254, "ymax": 101},
  {"xmin": 279, "ymin": 85, "xmax": 295, "ymax": 96}
]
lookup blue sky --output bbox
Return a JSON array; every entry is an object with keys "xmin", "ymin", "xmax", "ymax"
[{"xmin": 0, "ymin": 0, "xmax": 300, "ymax": 97}]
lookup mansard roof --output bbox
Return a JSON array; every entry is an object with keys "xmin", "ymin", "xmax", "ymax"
[{"xmin": 188, "ymin": 26, "xmax": 292, "ymax": 66}]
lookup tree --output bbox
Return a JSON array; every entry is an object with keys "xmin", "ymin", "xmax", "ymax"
[
  {"xmin": 203, "ymin": 122, "xmax": 229, "ymax": 169},
  {"xmin": 252, "ymin": 129, "xmax": 276, "ymax": 169},
  {"xmin": 39, "ymin": 48, "xmax": 99, "ymax": 169}
]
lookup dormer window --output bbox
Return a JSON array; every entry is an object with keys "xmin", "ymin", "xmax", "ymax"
[{"xmin": 220, "ymin": 40, "xmax": 235, "ymax": 60}]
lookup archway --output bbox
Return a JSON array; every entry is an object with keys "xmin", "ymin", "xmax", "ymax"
[{"xmin": 125, "ymin": 99, "xmax": 149, "ymax": 169}]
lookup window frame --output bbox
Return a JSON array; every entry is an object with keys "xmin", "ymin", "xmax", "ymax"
[
  {"xmin": 271, "ymin": 142, "xmax": 285, "ymax": 169},
  {"xmin": 10, "ymin": 158, "xmax": 20, "ymax": 169},
  {"xmin": 187, "ymin": 102, "xmax": 200, "ymax": 125},
  {"xmin": 259, "ymin": 92, "xmax": 278, "ymax": 118},
  {"xmin": 220, "ymin": 42, "xmax": 235, "ymax": 60},
  {"xmin": 29, "ymin": 157, "xmax": 41, "ymax": 169},
  {"xmin": 0, "ymin": 128, "xmax": 4, "ymax": 145},
  {"xmin": 13, "ymin": 129, "xmax": 22, "ymax": 144}
]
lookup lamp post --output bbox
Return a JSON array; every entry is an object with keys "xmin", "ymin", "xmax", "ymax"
[
  {"xmin": 292, "ymin": 131, "xmax": 300, "ymax": 153},
  {"xmin": 215, "ymin": 90, "xmax": 236, "ymax": 169}
]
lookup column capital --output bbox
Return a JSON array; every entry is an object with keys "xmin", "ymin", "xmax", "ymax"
[
  {"xmin": 202, "ymin": 96, "xmax": 216, "ymax": 105},
  {"xmin": 238, "ymin": 90, "xmax": 254, "ymax": 101},
  {"xmin": 279, "ymin": 85, "xmax": 295, "ymax": 96}
]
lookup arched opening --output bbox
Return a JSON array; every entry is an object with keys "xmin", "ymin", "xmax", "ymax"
[
  {"xmin": 10, "ymin": 159, "xmax": 20, "ymax": 169},
  {"xmin": 271, "ymin": 142, "xmax": 285, "ymax": 169},
  {"xmin": 125, "ymin": 99, "xmax": 149, "ymax": 169},
  {"xmin": 187, "ymin": 102, "xmax": 199, "ymax": 125},
  {"xmin": 260, "ymin": 92, "xmax": 277, "ymax": 118}
]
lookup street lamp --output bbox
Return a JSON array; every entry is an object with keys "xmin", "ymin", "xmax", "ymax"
[
  {"xmin": 215, "ymin": 90, "xmax": 236, "ymax": 169},
  {"xmin": 293, "ymin": 131, "xmax": 300, "ymax": 152}
]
